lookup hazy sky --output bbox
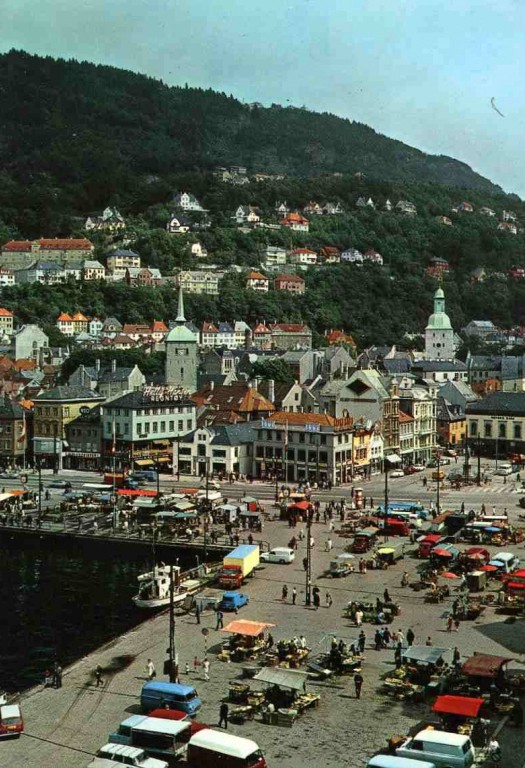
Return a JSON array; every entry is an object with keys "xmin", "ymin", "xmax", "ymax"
[{"xmin": 2, "ymin": 0, "xmax": 524, "ymax": 194}]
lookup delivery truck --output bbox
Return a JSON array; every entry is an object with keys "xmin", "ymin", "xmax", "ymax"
[{"xmin": 218, "ymin": 545, "xmax": 260, "ymax": 589}]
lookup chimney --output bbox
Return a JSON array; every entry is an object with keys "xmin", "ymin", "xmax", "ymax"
[
  {"xmin": 111, "ymin": 358, "xmax": 117, "ymax": 373},
  {"xmin": 268, "ymin": 378, "xmax": 275, "ymax": 403},
  {"xmin": 95, "ymin": 358, "xmax": 101, "ymax": 373}
]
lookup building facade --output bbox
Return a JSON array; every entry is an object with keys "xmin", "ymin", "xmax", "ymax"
[
  {"xmin": 165, "ymin": 288, "xmax": 199, "ymax": 392},
  {"xmin": 425, "ymin": 288, "xmax": 455, "ymax": 360}
]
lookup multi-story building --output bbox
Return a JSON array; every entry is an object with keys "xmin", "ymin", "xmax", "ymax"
[
  {"xmin": 101, "ymin": 386, "xmax": 196, "ymax": 467},
  {"xmin": 252, "ymin": 412, "xmax": 355, "ymax": 484},
  {"xmin": 125, "ymin": 267, "xmax": 162, "ymax": 287},
  {"xmin": 172, "ymin": 192, "xmax": 205, "ymax": 212},
  {"xmin": 178, "ymin": 270, "xmax": 221, "ymax": 296},
  {"xmin": 0, "ymin": 308, "xmax": 14, "ymax": 334},
  {"xmin": 274, "ymin": 274, "xmax": 305, "ymax": 294},
  {"xmin": 282, "ymin": 212, "xmax": 309, "ymax": 232},
  {"xmin": 398, "ymin": 378, "xmax": 438, "ymax": 462},
  {"xmin": 270, "ymin": 323, "xmax": 312, "ymax": 351},
  {"xmin": 262, "ymin": 246, "xmax": 287, "ymax": 269},
  {"xmin": 176, "ymin": 423, "xmax": 257, "ymax": 477},
  {"xmin": 398, "ymin": 410, "xmax": 415, "ymax": 463},
  {"xmin": 0, "ymin": 267, "xmax": 15, "ymax": 287},
  {"xmin": 437, "ymin": 398, "xmax": 466, "ymax": 448},
  {"xmin": 1, "ymin": 239, "xmax": 94, "ymax": 270},
  {"xmin": 12, "ymin": 325, "xmax": 49, "ymax": 362},
  {"xmin": 288, "ymin": 248, "xmax": 317, "ymax": 266},
  {"xmin": 106, "ymin": 249, "xmax": 141, "ymax": 275},
  {"xmin": 0, "ymin": 395, "xmax": 28, "ymax": 466},
  {"xmin": 63, "ymin": 406, "xmax": 102, "ymax": 470},
  {"xmin": 84, "ymin": 207, "xmax": 126, "ymax": 232},
  {"xmin": 467, "ymin": 391, "xmax": 525, "ymax": 455},
  {"xmin": 33, "ymin": 386, "xmax": 105, "ymax": 470},
  {"xmin": 83, "ymin": 260, "xmax": 106, "ymax": 281}
]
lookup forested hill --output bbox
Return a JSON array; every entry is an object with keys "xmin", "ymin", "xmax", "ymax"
[{"xmin": 0, "ymin": 49, "xmax": 501, "ymax": 234}]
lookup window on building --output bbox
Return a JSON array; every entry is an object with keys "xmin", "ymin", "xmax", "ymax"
[
  {"xmin": 124, "ymin": 423, "xmax": 129, "ymax": 434},
  {"xmin": 320, "ymin": 434, "xmax": 326, "ymax": 445},
  {"xmin": 514, "ymin": 424, "xmax": 522, "ymax": 440},
  {"xmin": 299, "ymin": 433, "xmax": 305, "ymax": 443},
  {"xmin": 287, "ymin": 448, "xmax": 294, "ymax": 461},
  {"xmin": 308, "ymin": 451, "xmax": 316, "ymax": 463},
  {"xmin": 143, "ymin": 422, "xmax": 150, "ymax": 433},
  {"xmin": 178, "ymin": 420, "xmax": 183, "ymax": 430},
  {"xmin": 106, "ymin": 421, "xmax": 112, "ymax": 434},
  {"xmin": 499, "ymin": 422, "xmax": 506, "ymax": 439},
  {"xmin": 484, "ymin": 422, "xmax": 492, "ymax": 438},
  {"xmin": 63, "ymin": 407, "xmax": 70, "ymax": 417},
  {"xmin": 186, "ymin": 420, "xmax": 192, "ymax": 430},
  {"xmin": 319, "ymin": 451, "xmax": 328, "ymax": 464},
  {"xmin": 153, "ymin": 423, "xmax": 158, "ymax": 433},
  {"xmin": 470, "ymin": 422, "xmax": 477, "ymax": 437},
  {"xmin": 169, "ymin": 421, "xmax": 174, "ymax": 431},
  {"xmin": 160, "ymin": 421, "xmax": 166, "ymax": 431},
  {"xmin": 297, "ymin": 449, "xmax": 306, "ymax": 461}
]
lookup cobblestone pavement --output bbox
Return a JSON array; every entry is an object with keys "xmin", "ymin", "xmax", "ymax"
[{"xmin": 3, "ymin": 481, "xmax": 525, "ymax": 768}]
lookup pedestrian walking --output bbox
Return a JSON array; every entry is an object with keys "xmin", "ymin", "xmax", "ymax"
[
  {"xmin": 52, "ymin": 661, "xmax": 63, "ymax": 689},
  {"xmin": 453, "ymin": 647, "xmax": 461, "ymax": 668},
  {"xmin": 215, "ymin": 610, "xmax": 224, "ymax": 630},
  {"xmin": 193, "ymin": 656, "xmax": 200, "ymax": 672},
  {"xmin": 302, "ymin": 557, "xmax": 308, "ymax": 572},
  {"xmin": 219, "ymin": 702, "xmax": 229, "ymax": 729},
  {"xmin": 358, "ymin": 630, "xmax": 366, "ymax": 653},
  {"xmin": 397, "ymin": 629, "xmax": 405, "ymax": 646},
  {"xmin": 425, "ymin": 636, "xmax": 433, "ymax": 647},
  {"xmin": 454, "ymin": 618, "xmax": 460, "ymax": 631},
  {"xmin": 325, "ymin": 537, "xmax": 333, "ymax": 552},
  {"xmin": 95, "ymin": 665, "xmax": 103, "ymax": 687},
  {"xmin": 185, "ymin": 662, "xmax": 190, "ymax": 675},
  {"xmin": 195, "ymin": 604, "xmax": 201, "ymax": 624},
  {"xmin": 354, "ymin": 672, "xmax": 364, "ymax": 699},
  {"xmin": 325, "ymin": 591, "xmax": 333, "ymax": 608},
  {"xmin": 202, "ymin": 658, "xmax": 210, "ymax": 681},
  {"xmin": 447, "ymin": 615, "xmax": 454, "ymax": 632},
  {"xmin": 383, "ymin": 589, "xmax": 391, "ymax": 604},
  {"xmin": 374, "ymin": 629, "xmax": 383, "ymax": 651},
  {"xmin": 394, "ymin": 642, "xmax": 403, "ymax": 667},
  {"xmin": 382, "ymin": 626, "xmax": 391, "ymax": 647},
  {"xmin": 282, "ymin": 585, "xmax": 288, "ymax": 602},
  {"xmin": 313, "ymin": 587, "xmax": 320, "ymax": 609},
  {"xmin": 146, "ymin": 658, "xmax": 156, "ymax": 680},
  {"xmin": 355, "ymin": 609, "xmax": 363, "ymax": 627},
  {"xmin": 406, "ymin": 628, "xmax": 415, "ymax": 646},
  {"xmin": 292, "ymin": 587, "xmax": 297, "ymax": 605}
]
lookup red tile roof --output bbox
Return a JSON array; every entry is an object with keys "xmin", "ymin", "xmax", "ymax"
[
  {"xmin": 291, "ymin": 248, "xmax": 316, "ymax": 255},
  {"xmin": 274, "ymin": 274, "xmax": 305, "ymax": 283},
  {"xmin": 57, "ymin": 312, "xmax": 72, "ymax": 322},
  {"xmin": 283, "ymin": 212, "xmax": 309, "ymax": 224},
  {"xmin": 270, "ymin": 323, "xmax": 309, "ymax": 333},
  {"xmin": 270, "ymin": 411, "xmax": 336, "ymax": 426},
  {"xmin": 72, "ymin": 312, "xmax": 89, "ymax": 322},
  {"xmin": 3, "ymin": 238, "xmax": 93, "ymax": 251},
  {"xmin": 0, "ymin": 308, "xmax": 13, "ymax": 317},
  {"xmin": 399, "ymin": 410, "xmax": 414, "ymax": 423},
  {"xmin": 192, "ymin": 382, "xmax": 275, "ymax": 414},
  {"xmin": 247, "ymin": 271, "xmax": 269, "ymax": 281},
  {"xmin": 253, "ymin": 323, "xmax": 271, "ymax": 334},
  {"xmin": 151, "ymin": 320, "xmax": 168, "ymax": 333}
]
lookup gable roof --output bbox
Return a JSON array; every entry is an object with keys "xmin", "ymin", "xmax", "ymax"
[{"xmin": 192, "ymin": 382, "xmax": 275, "ymax": 414}]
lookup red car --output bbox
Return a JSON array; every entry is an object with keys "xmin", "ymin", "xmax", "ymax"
[{"xmin": 403, "ymin": 465, "xmax": 419, "ymax": 475}]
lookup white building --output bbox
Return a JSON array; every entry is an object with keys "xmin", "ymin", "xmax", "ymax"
[
  {"xmin": 425, "ymin": 287, "xmax": 455, "ymax": 361},
  {"xmin": 172, "ymin": 192, "xmax": 205, "ymax": 212},
  {"xmin": 341, "ymin": 248, "xmax": 364, "ymax": 264}
]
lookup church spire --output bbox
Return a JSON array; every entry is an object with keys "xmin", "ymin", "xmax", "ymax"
[{"xmin": 176, "ymin": 285, "xmax": 186, "ymax": 324}]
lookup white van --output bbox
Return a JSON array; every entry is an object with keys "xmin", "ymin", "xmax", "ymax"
[
  {"xmin": 260, "ymin": 547, "xmax": 295, "ymax": 564},
  {"xmin": 396, "ymin": 730, "xmax": 475, "ymax": 768},
  {"xmin": 489, "ymin": 551, "xmax": 520, "ymax": 574},
  {"xmin": 495, "ymin": 463, "xmax": 513, "ymax": 476},
  {"xmin": 368, "ymin": 757, "xmax": 436, "ymax": 768}
]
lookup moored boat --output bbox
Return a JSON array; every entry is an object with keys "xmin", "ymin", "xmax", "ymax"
[{"xmin": 133, "ymin": 563, "xmax": 218, "ymax": 609}]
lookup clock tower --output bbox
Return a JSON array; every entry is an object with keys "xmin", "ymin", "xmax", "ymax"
[{"xmin": 165, "ymin": 286, "xmax": 198, "ymax": 392}]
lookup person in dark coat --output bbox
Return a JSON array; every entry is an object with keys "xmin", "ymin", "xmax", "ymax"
[
  {"xmin": 406, "ymin": 628, "xmax": 415, "ymax": 646},
  {"xmin": 219, "ymin": 702, "xmax": 229, "ymax": 729}
]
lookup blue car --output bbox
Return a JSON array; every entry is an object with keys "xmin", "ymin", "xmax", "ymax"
[{"xmin": 219, "ymin": 591, "xmax": 249, "ymax": 612}]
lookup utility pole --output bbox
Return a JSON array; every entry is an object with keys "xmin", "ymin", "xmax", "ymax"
[
  {"xmin": 477, "ymin": 436, "xmax": 482, "ymax": 486},
  {"xmin": 167, "ymin": 564, "xmax": 178, "ymax": 682},
  {"xmin": 436, "ymin": 449, "xmax": 441, "ymax": 515},
  {"xmin": 305, "ymin": 507, "xmax": 312, "ymax": 606},
  {"xmin": 38, "ymin": 460, "xmax": 42, "ymax": 519},
  {"xmin": 203, "ymin": 464, "xmax": 208, "ymax": 562},
  {"xmin": 383, "ymin": 457, "xmax": 389, "ymax": 543}
]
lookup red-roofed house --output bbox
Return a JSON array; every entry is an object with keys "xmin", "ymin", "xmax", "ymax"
[
  {"xmin": 252, "ymin": 323, "xmax": 272, "ymax": 350},
  {"xmin": 282, "ymin": 212, "xmax": 309, "ymax": 232},
  {"xmin": 364, "ymin": 248, "xmax": 384, "ymax": 266},
  {"xmin": 201, "ymin": 322, "xmax": 219, "ymax": 347},
  {"xmin": 274, "ymin": 274, "xmax": 305, "ymax": 294},
  {"xmin": 192, "ymin": 381, "xmax": 275, "ymax": 424},
  {"xmin": 320, "ymin": 247, "xmax": 341, "ymax": 264},
  {"xmin": 498, "ymin": 222, "xmax": 518, "ymax": 235},
  {"xmin": 246, "ymin": 272, "xmax": 270, "ymax": 292},
  {"xmin": 57, "ymin": 313, "xmax": 74, "ymax": 336},
  {"xmin": 456, "ymin": 201, "xmax": 474, "ymax": 213},
  {"xmin": 325, "ymin": 329, "xmax": 356, "ymax": 347},
  {"xmin": 150, "ymin": 320, "xmax": 168, "ymax": 342},
  {"xmin": 1, "ymin": 239, "xmax": 94, "ymax": 269},
  {"xmin": 72, "ymin": 312, "xmax": 89, "ymax": 334},
  {"xmin": 0, "ymin": 308, "xmax": 14, "ymax": 334},
  {"xmin": 0, "ymin": 267, "xmax": 14, "ymax": 287},
  {"xmin": 270, "ymin": 323, "xmax": 312, "ymax": 350}
]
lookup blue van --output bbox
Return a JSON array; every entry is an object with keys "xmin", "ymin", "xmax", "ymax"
[{"xmin": 141, "ymin": 681, "xmax": 201, "ymax": 716}]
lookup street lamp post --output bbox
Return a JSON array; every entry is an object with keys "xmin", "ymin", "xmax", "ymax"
[
  {"xmin": 477, "ymin": 436, "xmax": 482, "ymax": 486},
  {"xmin": 436, "ymin": 449, "xmax": 441, "ymax": 515},
  {"xmin": 383, "ymin": 457, "xmax": 390, "ymax": 543},
  {"xmin": 37, "ymin": 460, "xmax": 42, "ymax": 519}
]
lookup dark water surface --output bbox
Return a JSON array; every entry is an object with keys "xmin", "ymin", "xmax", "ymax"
[{"xmin": 0, "ymin": 543, "xmax": 157, "ymax": 692}]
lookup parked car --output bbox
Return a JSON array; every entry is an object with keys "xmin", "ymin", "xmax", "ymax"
[
  {"xmin": 260, "ymin": 547, "xmax": 295, "ymax": 564},
  {"xmin": 0, "ymin": 471, "xmax": 19, "ymax": 480},
  {"xmin": 447, "ymin": 470, "xmax": 464, "ymax": 482},
  {"xmin": 47, "ymin": 479, "xmax": 71, "ymax": 489},
  {"xmin": 390, "ymin": 469, "xmax": 405, "ymax": 478},
  {"xmin": 443, "ymin": 448, "xmax": 458, "ymax": 457},
  {"xmin": 411, "ymin": 464, "xmax": 426, "ymax": 472},
  {"xmin": 403, "ymin": 466, "xmax": 419, "ymax": 475},
  {"xmin": 89, "ymin": 743, "xmax": 168, "ymax": 768},
  {"xmin": 428, "ymin": 457, "xmax": 451, "ymax": 467},
  {"xmin": 495, "ymin": 463, "xmax": 513, "ymax": 476},
  {"xmin": 219, "ymin": 591, "xmax": 249, "ymax": 612}
]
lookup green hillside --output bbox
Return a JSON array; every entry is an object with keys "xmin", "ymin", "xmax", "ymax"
[{"xmin": 0, "ymin": 49, "xmax": 505, "ymax": 237}]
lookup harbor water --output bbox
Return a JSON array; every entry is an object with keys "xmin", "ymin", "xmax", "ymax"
[{"xmin": 0, "ymin": 541, "xmax": 188, "ymax": 693}]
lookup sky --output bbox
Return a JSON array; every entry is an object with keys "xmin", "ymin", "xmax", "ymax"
[{"xmin": 2, "ymin": 0, "xmax": 524, "ymax": 194}]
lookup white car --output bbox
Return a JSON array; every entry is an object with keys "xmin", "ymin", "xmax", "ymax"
[
  {"xmin": 411, "ymin": 464, "xmax": 426, "ymax": 472},
  {"xmin": 260, "ymin": 547, "xmax": 295, "ymax": 564},
  {"xmin": 89, "ymin": 743, "xmax": 168, "ymax": 768},
  {"xmin": 390, "ymin": 469, "xmax": 405, "ymax": 478}
]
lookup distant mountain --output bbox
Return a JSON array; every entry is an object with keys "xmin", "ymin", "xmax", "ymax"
[{"xmin": 0, "ymin": 50, "xmax": 502, "ymax": 236}]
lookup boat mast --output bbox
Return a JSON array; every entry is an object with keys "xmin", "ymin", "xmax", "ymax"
[{"xmin": 167, "ymin": 564, "xmax": 178, "ymax": 682}]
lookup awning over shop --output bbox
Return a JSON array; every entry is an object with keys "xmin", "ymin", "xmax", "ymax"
[
  {"xmin": 462, "ymin": 653, "xmax": 513, "ymax": 679},
  {"xmin": 156, "ymin": 456, "xmax": 170, "ymax": 463},
  {"xmin": 385, "ymin": 453, "xmax": 401, "ymax": 464},
  {"xmin": 221, "ymin": 620, "xmax": 275, "ymax": 637},
  {"xmin": 401, "ymin": 645, "xmax": 450, "ymax": 665},
  {"xmin": 289, "ymin": 500, "xmax": 310, "ymax": 510},
  {"xmin": 135, "ymin": 459, "xmax": 155, "ymax": 467},
  {"xmin": 180, "ymin": 488, "xmax": 199, "ymax": 496},
  {"xmin": 174, "ymin": 500, "xmax": 195, "ymax": 512},
  {"xmin": 432, "ymin": 695, "xmax": 484, "ymax": 718},
  {"xmin": 254, "ymin": 667, "xmax": 307, "ymax": 692},
  {"xmin": 133, "ymin": 497, "xmax": 160, "ymax": 508},
  {"xmin": 117, "ymin": 489, "xmax": 158, "ymax": 497},
  {"xmin": 506, "ymin": 582, "xmax": 525, "ymax": 591}
]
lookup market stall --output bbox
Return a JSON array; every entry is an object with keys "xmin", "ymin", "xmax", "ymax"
[
  {"xmin": 253, "ymin": 667, "xmax": 319, "ymax": 725},
  {"xmin": 460, "ymin": 653, "xmax": 513, "ymax": 693},
  {"xmin": 431, "ymin": 694, "xmax": 489, "ymax": 744},
  {"xmin": 384, "ymin": 645, "xmax": 453, "ymax": 698},
  {"xmin": 219, "ymin": 620, "xmax": 275, "ymax": 662}
]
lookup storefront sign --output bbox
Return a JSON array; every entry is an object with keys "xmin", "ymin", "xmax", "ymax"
[{"xmin": 142, "ymin": 385, "xmax": 189, "ymax": 403}]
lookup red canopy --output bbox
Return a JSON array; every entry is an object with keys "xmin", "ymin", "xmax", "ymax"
[
  {"xmin": 432, "ymin": 695, "xmax": 484, "ymax": 718},
  {"xmin": 480, "ymin": 564, "xmax": 498, "ymax": 572},
  {"xmin": 290, "ymin": 500, "xmax": 311, "ymax": 511},
  {"xmin": 116, "ymin": 489, "xmax": 158, "ymax": 497},
  {"xmin": 506, "ymin": 582, "xmax": 525, "ymax": 591},
  {"xmin": 433, "ymin": 548, "xmax": 453, "ymax": 558}
]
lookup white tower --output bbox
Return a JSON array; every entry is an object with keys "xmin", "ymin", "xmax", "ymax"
[
  {"xmin": 165, "ymin": 286, "xmax": 198, "ymax": 391},
  {"xmin": 425, "ymin": 287, "xmax": 454, "ymax": 360}
]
